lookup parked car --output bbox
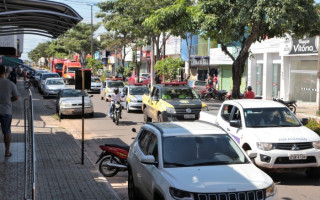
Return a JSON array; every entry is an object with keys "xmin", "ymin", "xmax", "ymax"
[
  {"xmin": 188, "ymin": 80, "xmax": 208, "ymax": 95},
  {"xmin": 100, "ymin": 80, "xmax": 125, "ymax": 101},
  {"xmin": 38, "ymin": 72, "xmax": 60, "ymax": 93},
  {"xmin": 127, "ymin": 121, "xmax": 277, "ymax": 200},
  {"xmin": 90, "ymin": 77, "xmax": 102, "ymax": 93},
  {"xmin": 43, "ymin": 78, "xmax": 66, "ymax": 98},
  {"xmin": 56, "ymin": 88, "xmax": 94, "ymax": 119},
  {"xmin": 214, "ymin": 99, "xmax": 320, "ymax": 177},
  {"xmin": 123, "ymin": 83, "xmax": 149, "ymax": 112},
  {"xmin": 34, "ymin": 69, "xmax": 49, "ymax": 82}
]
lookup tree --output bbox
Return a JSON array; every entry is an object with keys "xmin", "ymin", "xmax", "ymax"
[
  {"xmin": 199, "ymin": 0, "xmax": 320, "ymax": 98},
  {"xmin": 61, "ymin": 22, "xmax": 100, "ymax": 66},
  {"xmin": 46, "ymin": 39, "xmax": 69, "ymax": 59},
  {"xmin": 28, "ymin": 42, "xmax": 51, "ymax": 63},
  {"xmin": 86, "ymin": 57, "xmax": 103, "ymax": 75},
  {"xmin": 155, "ymin": 57, "xmax": 183, "ymax": 81},
  {"xmin": 144, "ymin": 0, "xmax": 201, "ymax": 79}
]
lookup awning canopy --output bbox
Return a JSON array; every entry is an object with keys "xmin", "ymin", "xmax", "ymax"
[{"xmin": 0, "ymin": 0, "xmax": 83, "ymax": 38}]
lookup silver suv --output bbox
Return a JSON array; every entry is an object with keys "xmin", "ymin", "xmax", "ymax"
[{"xmin": 127, "ymin": 121, "xmax": 276, "ymax": 200}]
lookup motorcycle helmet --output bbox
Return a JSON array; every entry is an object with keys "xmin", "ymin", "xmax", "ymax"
[
  {"xmin": 247, "ymin": 86, "xmax": 252, "ymax": 91},
  {"xmin": 114, "ymin": 88, "xmax": 119, "ymax": 94}
]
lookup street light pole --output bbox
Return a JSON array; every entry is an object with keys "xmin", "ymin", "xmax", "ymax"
[{"xmin": 91, "ymin": 4, "xmax": 93, "ymax": 59}]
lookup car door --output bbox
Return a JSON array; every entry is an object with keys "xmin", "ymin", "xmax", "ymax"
[
  {"xmin": 228, "ymin": 106, "xmax": 244, "ymax": 144},
  {"xmin": 150, "ymin": 87, "xmax": 160, "ymax": 120}
]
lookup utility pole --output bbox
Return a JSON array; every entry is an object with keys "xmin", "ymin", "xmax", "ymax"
[{"xmin": 90, "ymin": 4, "xmax": 94, "ymax": 59}]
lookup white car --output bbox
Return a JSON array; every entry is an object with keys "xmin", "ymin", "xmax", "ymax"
[
  {"xmin": 100, "ymin": 80, "xmax": 125, "ymax": 101},
  {"xmin": 43, "ymin": 78, "xmax": 66, "ymax": 98},
  {"xmin": 127, "ymin": 121, "xmax": 277, "ymax": 200},
  {"xmin": 215, "ymin": 99, "xmax": 320, "ymax": 177}
]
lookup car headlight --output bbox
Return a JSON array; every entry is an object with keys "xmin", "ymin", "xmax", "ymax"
[
  {"xmin": 60, "ymin": 102, "xmax": 71, "ymax": 108},
  {"xmin": 129, "ymin": 96, "xmax": 137, "ymax": 102},
  {"xmin": 312, "ymin": 141, "xmax": 320, "ymax": 149},
  {"xmin": 85, "ymin": 101, "xmax": 93, "ymax": 107},
  {"xmin": 166, "ymin": 107, "xmax": 176, "ymax": 114},
  {"xmin": 266, "ymin": 183, "xmax": 276, "ymax": 198},
  {"xmin": 257, "ymin": 142, "xmax": 275, "ymax": 151},
  {"xmin": 169, "ymin": 187, "xmax": 194, "ymax": 200},
  {"xmin": 201, "ymin": 106, "xmax": 209, "ymax": 111}
]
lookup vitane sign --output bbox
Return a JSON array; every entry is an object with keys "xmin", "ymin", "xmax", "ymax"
[{"xmin": 289, "ymin": 37, "xmax": 318, "ymax": 55}]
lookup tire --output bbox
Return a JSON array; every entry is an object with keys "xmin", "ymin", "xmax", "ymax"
[
  {"xmin": 199, "ymin": 94, "xmax": 205, "ymax": 99},
  {"xmin": 38, "ymin": 86, "xmax": 42, "ymax": 93},
  {"xmin": 157, "ymin": 113, "xmax": 163, "ymax": 122},
  {"xmin": 143, "ymin": 109, "xmax": 152, "ymax": 123},
  {"xmin": 205, "ymin": 94, "xmax": 211, "ymax": 101},
  {"xmin": 288, "ymin": 105, "xmax": 296, "ymax": 114},
  {"xmin": 115, "ymin": 111, "xmax": 120, "ymax": 125},
  {"xmin": 126, "ymin": 103, "xmax": 131, "ymax": 113},
  {"xmin": 99, "ymin": 155, "xmax": 120, "ymax": 177},
  {"xmin": 105, "ymin": 94, "xmax": 109, "ymax": 102},
  {"xmin": 43, "ymin": 93, "xmax": 48, "ymax": 99},
  {"xmin": 89, "ymin": 112, "xmax": 94, "ymax": 118},
  {"xmin": 24, "ymin": 81, "xmax": 31, "ymax": 89},
  {"xmin": 59, "ymin": 111, "xmax": 64, "ymax": 120},
  {"xmin": 128, "ymin": 169, "xmax": 140, "ymax": 200},
  {"xmin": 101, "ymin": 95, "xmax": 104, "ymax": 100},
  {"xmin": 305, "ymin": 167, "xmax": 320, "ymax": 179}
]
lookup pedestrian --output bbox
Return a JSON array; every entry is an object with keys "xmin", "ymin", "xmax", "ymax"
[
  {"xmin": 0, "ymin": 65, "xmax": 19, "ymax": 157},
  {"xmin": 207, "ymin": 74, "xmax": 213, "ymax": 88},
  {"xmin": 213, "ymin": 74, "xmax": 218, "ymax": 89},
  {"xmin": 244, "ymin": 86, "xmax": 255, "ymax": 99},
  {"xmin": 8, "ymin": 67, "xmax": 17, "ymax": 84}
]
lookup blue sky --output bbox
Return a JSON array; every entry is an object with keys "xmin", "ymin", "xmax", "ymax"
[{"xmin": 21, "ymin": 0, "xmax": 104, "ymax": 60}]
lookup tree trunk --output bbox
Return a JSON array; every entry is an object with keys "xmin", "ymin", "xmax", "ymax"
[{"xmin": 231, "ymin": 52, "xmax": 248, "ymax": 99}]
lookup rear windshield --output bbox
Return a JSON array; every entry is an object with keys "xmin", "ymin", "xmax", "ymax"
[
  {"xmin": 107, "ymin": 82, "xmax": 124, "ymax": 88},
  {"xmin": 42, "ymin": 74, "xmax": 59, "ymax": 80},
  {"xmin": 46, "ymin": 79, "xmax": 64, "ymax": 85}
]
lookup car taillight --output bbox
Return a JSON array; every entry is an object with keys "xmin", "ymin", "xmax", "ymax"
[{"xmin": 194, "ymin": 85, "xmax": 196, "ymax": 89}]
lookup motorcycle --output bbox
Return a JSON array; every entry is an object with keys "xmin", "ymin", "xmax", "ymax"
[
  {"xmin": 112, "ymin": 101, "xmax": 122, "ymax": 125},
  {"xmin": 24, "ymin": 75, "xmax": 38, "ymax": 89},
  {"xmin": 272, "ymin": 98, "xmax": 297, "ymax": 114},
  {"xmin": 200, "ymin": 86, "xmax": 227, "ymax": 101},
  {"xmin": 225, "ymin": 90, "xmax": 244, "ymax": 100},
  {"xmin": 96, "ymin": 143, "xmax": 129, "ymax": 177}
]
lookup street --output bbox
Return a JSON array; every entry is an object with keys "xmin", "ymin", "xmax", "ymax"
[{"xmin": 37, "ymin": 89, "xmax": 320, "ymax": 200}]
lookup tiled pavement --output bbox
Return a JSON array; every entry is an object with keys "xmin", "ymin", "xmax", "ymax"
[{"xmin": 0, "ymin": 79, "xmax": 119, "ymax": 200}]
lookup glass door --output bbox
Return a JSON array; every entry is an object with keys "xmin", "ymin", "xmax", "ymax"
[
  {"xmin": 256, "ymin": 64, "xmax": 263, "ymax": 96},
  {"xmin": 272, "ymin": 64, "xmax": 280, "ymax": 98}
]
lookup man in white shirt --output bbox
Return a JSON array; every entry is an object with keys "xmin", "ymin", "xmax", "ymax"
[
  {"xmin": 108, "ymin": 88, "xmax": 123, "ymax": 118},
  {"xmin": 0, "ymin": 65, "xmax": 19, "ymax": 157}
]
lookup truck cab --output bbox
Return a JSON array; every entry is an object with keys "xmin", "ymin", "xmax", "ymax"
[
  {"xmin": 50, "ymin": 58, "xmax": 65, "ymax": 76},
  {"xmin": 62, "ymin": 60, "xmax": 81, "ymax": 84}
]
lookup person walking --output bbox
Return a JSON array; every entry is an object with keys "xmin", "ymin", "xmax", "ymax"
[
  {"xmin": 244, "ymin": 86, "xmax": 255, "ymax": 99},
  {"xmin": 8, "ymin": 67, "xmax": 17, "ymax": 84},
  {"xmin": 0, "ymin": 65, "xmax": 19, "ymax": 157}
]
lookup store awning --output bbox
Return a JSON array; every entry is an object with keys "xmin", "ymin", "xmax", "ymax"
[
  {"xmin": 0, "ymin": 0, "xmax": 83, "ymax": 38},
  {"xmin": 0, "ymin": 55, "xmax": 23, "ymax": 67}
]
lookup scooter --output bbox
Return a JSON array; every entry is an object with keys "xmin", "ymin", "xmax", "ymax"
[
  {"xmin": 200, "ymin": 86, "xmax": 227, "ymax": 101},
  {"xmin": 272, "ymin": 98, "xmax": 297, "ymax": 114},
  {"xmin": 96, "ymin": 143, "xmax": 129, "ymax": 177},
  {"xmin": 24, "ymin": 75, "xmax": 38, "ymax": 89},
  {"xmin": 112, "ymin": 101, "xmax": 122, "ymax": 125}
]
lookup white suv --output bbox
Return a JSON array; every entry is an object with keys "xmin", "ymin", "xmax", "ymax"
[
  {"xmin": 127, "ymin": 121, "xmax": 277, "ymax": 200},
  {"xmin": 215, "ymin": 99, "xmax": 320, "ymax": 177}
]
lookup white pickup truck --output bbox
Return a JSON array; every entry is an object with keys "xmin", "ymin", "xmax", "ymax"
[{"xmin": 203, "ymin": 99, "xmax": 320, "ymax": 178}]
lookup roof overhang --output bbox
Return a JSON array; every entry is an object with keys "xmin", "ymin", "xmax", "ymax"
[{"xmin": 0, "ymin": 0, "xmax": 83, "ymax": 38}]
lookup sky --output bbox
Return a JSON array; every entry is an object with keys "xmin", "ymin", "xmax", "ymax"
[
  {"xmin": 21, "ymin": 0, "xmax": 320, "ymax": 61},
  {"xmin": 21, "ymin": 0, "xmax": 105, "ymax": 61}
]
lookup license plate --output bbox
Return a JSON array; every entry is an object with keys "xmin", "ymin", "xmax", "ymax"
[
  {"xmin": 289, "ymin": 154, "xmax": 307, "ymax": 160},
  {"xmin": 184, "ymin": 114, "xmax": 195, "ymax": 119}
]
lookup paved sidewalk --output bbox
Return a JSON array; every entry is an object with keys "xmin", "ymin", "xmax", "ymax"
[{"xmin": 0, "ymin": 80, "xmax": 120, "ymax": 200}]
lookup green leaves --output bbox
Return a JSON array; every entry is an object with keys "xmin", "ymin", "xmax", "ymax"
[{"xmin": 155, "ymin": 57, "xmax": 183, "ymax": 81}]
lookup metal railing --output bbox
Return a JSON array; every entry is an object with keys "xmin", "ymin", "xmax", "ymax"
[{"xmin": 24, "ymin": 89, "xmax": 36, "ymax": 200}]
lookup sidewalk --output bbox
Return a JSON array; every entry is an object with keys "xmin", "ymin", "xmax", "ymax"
[
  {"xmin": 0, "ymin": 79, "xmax": 120, "ymax": 200},
  {"xmin": 295, "ymin": 101, "xmax": 320, "ymax": 121}
]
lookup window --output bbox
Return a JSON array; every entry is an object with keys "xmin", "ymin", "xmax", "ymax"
[
  {"xmin": 152, "ymin": 88, "xmax": 159, "ymax": 99},
  {"xmin": 146, "ymin": 134, "xmax": 158, "ymax": 161},
  {"xmin": 138, "ymin": 130, "xmax": 151, "ymax": 154},
  {"xmin": 221, "ymin": 104, "xmax": 234, "ymax": 121},
  {"xmin": 231, "ymin": 107, "xmax": 241, "ymax": 121}
]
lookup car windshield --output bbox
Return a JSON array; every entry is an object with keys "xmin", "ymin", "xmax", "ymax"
[
  {"xmin": 162, "ymin": 88, "xmax": 198, "ymax": 99},
  {"xmin": 42, "ymin": 74, "xmax": 59, "ymax": 80},
  {"xmin": 67, "ymin": 67, "xmax": 80, "ymax": 73},
  {"xmin": 46, "ymin": 79, "xmax": 64, "ymax": 85},
  {"xmin": 130, "ymin": 87, "xmax": 149, "ymax": 95},
  {"xmin": 55, "ymin": 63, "xmax": 63, "ymax": 70},
  {"xmin": 107, "ymin": 81, "xmax": 124, "ymax": 88},
  {"xmin": 244, "ymin": 107, "xmax": 301, "ymax": 128},
  {"xmin": 61, "ymin": 90, "xmax": 87, "ymax": 97},
  {"xmin": 163, "ymin": 134, "xmax": 249, "ymax": 168},
  {"xmin": 91, "ymin": 77, "xmax": 100, "ymax": 83}
]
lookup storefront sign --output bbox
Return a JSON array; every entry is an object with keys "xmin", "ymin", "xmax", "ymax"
[
  {"xmin": 190, "ymin": 56, "xmax": 209, "ymax": 67},
  {"xmin": 289, "ymin": 37, "xmax": 318, "ymax": 55}
]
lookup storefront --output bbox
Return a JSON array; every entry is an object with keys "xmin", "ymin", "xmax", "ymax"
[
  {"xmin": 248, "ymin": 36, "xmax": 319, "ymax": 103},
  {"xmin": 189, "ymin": 56, "xmax": 216, "ymax": 81}
]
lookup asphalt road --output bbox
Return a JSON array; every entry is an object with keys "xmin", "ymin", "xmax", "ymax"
[{"xmin": 43, "ymin": 91, "xmax": 320, "ymax": 200}]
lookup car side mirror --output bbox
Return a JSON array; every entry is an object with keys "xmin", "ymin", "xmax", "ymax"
[
  {"xmin": 230, "ymin": 120, "xmax": 241, "ymax": 128},
  {"xmin": 132, "ymin": 128, "xmax": 136, "ymax": 133},
  {"xmin": 301, "ymin": 118, "xmax": 308, "ymax": 125},
  {"xmin": 89, "ymin": 95, "xmax": 93, "ymax": 97},
  {"xmin": 151, "ymin": 96, "xmax": 159, "ymax": 101},
  {"xmin": 246, "ymin": 150, "xmax": 257, "ymax": 159},
  {"xmin": 141, "ymin": 155, "xmax": 157, "ymax": 165}
]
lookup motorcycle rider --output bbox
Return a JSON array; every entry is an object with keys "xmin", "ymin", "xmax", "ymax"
[
  {"xmin": 244, "ymin": 86, "xmax": 255, "ymax": 99},
  {"xmin": 108, "ymin": 88, "xmax": 123, "ymax": 119}
]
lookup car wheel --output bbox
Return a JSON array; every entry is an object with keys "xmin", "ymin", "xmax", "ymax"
[
  {"xmin": 128, "ymin": 169, "xmax": 141, "ymax": 200},
  {"xmin": 126, "ymin": 103, "xmax": 131, "ymax": 113},
  {"xmin": 24, "ymin": 81, "xmax": 31, "ymax": 89},
  {"xmin": 305, "ymin": 167, "xmax": 320, "ymax": 179},
  {"xmin": 43, "ymin": 92, "xmax": 48, "ymax": 98},
  {"xmin": 99, "ymin": 155, "xmax": 120, "ymax": 177},
  {"xmin": 89, "ymin": 112, "xmax": 94, "ymax": 118},
  {"xmin": 143, "ymin": 109, "xmax": 152, "ymax": 123},
  {"xmin": 154, "ymin": 193, "xmax": 165, "ymax": 200},
  {"xmin": 101, "ymin": 94, "xmax": 104, "ymax": 100},
  {"xmin": 59, "ymin": 111, "xmax": 64, "ymax": 120},
  {"xmin": 105, "ymin": 94, "xmax": 109, "ymax": 102}
]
